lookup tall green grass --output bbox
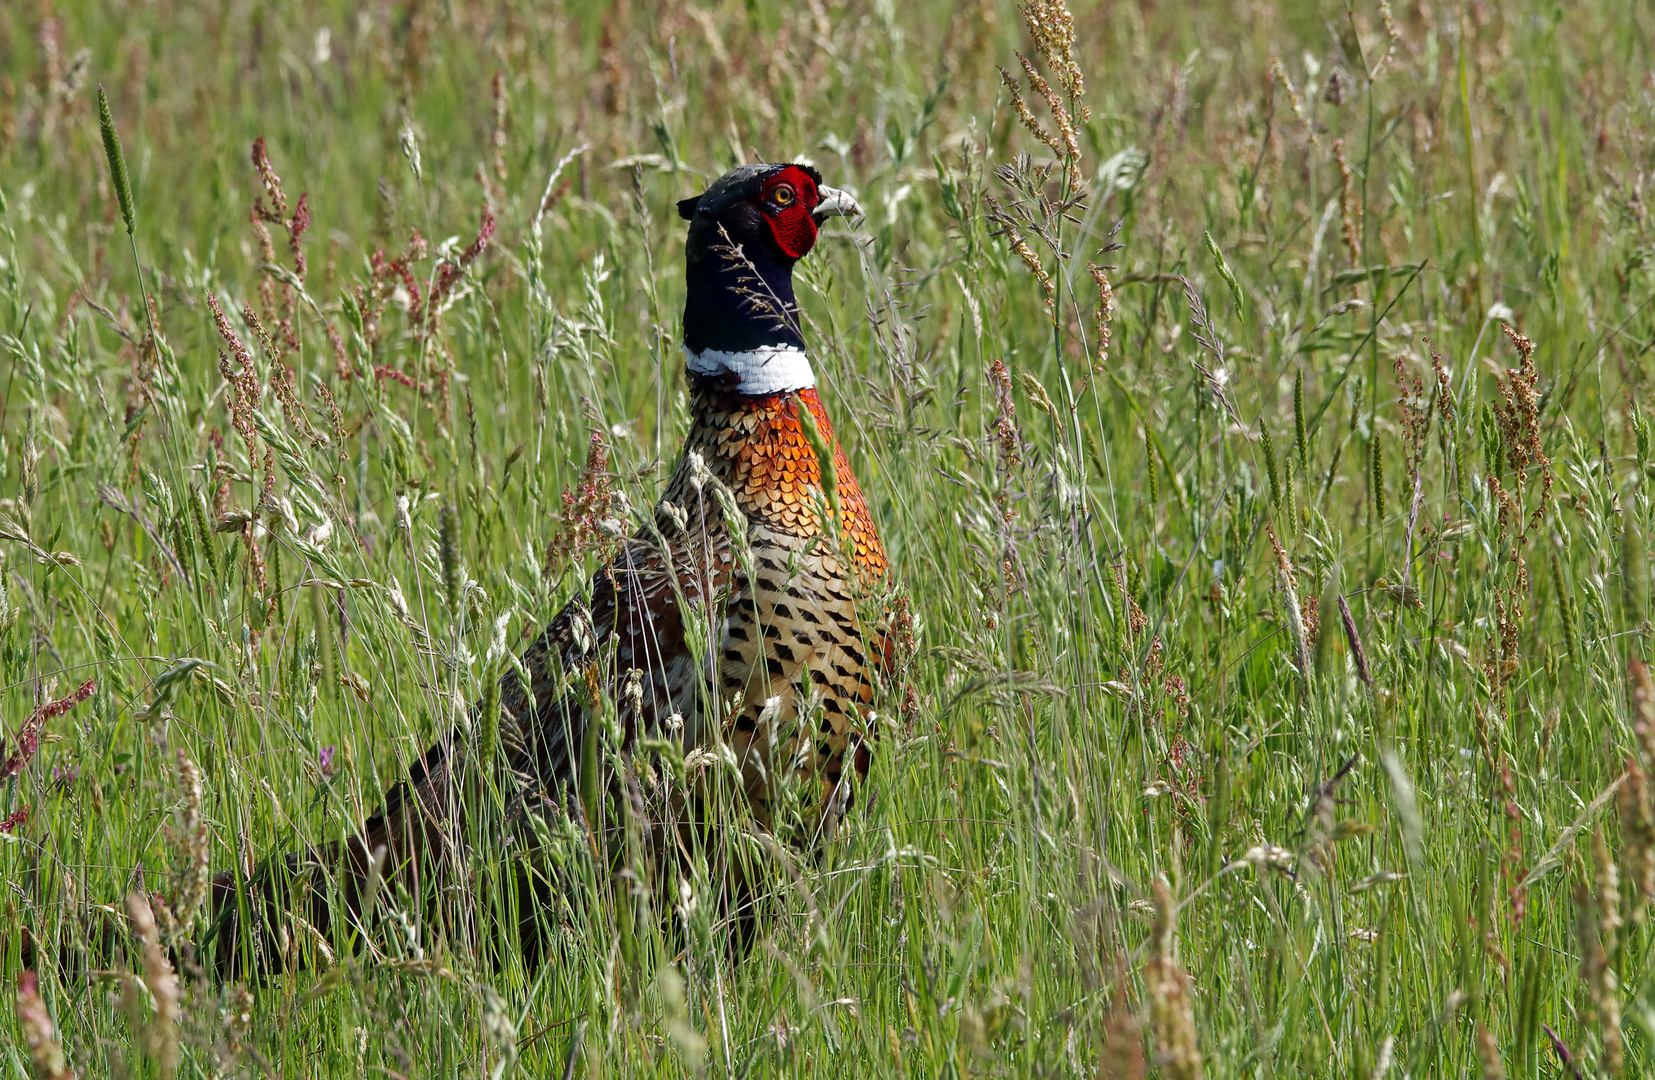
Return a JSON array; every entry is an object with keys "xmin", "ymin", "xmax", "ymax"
[{"xmin": 4, "ymin": 0, "xmax": 1655, "ymax": 1075}]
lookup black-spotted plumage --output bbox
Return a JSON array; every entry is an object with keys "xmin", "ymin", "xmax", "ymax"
[{"xmin": 212, "ymin": 162, "xmax": 887, "ymax": 976}]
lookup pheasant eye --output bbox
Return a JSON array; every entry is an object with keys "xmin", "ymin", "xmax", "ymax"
[{"xmin": 771, "ymin": 184, "xmax": 795, "ymax": 206}]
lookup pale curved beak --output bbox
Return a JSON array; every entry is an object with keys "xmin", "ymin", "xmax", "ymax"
[{"xmin": 812, "ymin": 185, "xmax": 863, "ymax": 223}]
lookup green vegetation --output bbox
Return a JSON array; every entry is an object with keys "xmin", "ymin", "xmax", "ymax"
[{"xmin": 4, "ymin": 0, "xmax": 1655, "ymax": 1075}]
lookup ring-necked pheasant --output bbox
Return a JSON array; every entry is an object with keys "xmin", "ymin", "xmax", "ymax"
[{"xmin": 213, "ymin": 162, "xmax": 889, "ymax": 974}]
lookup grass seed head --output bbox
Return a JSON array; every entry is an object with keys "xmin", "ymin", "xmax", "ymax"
[
  {"xmin": 1260, "ymin": 422, "xmax": 1281, "ymax": 508},
  {"xmin": 999, "ymin": 66, "xmax": 1060, "ymax": 159},
  {"xmin": 1475, "ymin": 1022, "xmax": 1505, "ymax": 1080},
  {"xmin": 1334, "ymin": 138, "xmax": 1362, "ymax": 271},
  {"xmin": 988, "ymin": 359, "xmax": 1023, "ymax": 474},
  {"xmin": 163, "ymin": 751, "xmax": 211, "ymax": 941},
  {"xmin": 127, "ymin": 892, "xmax": 181, "ymax": 1077},
  {"xmin": 1088, "ymin": 263, "xmax": 1114, "ymax": 371},
  {"xmin": 15, "ymin": 971, "xmax": 75, "ymax": 1080},
  {"xmin": 1293, "ymin": 368, "xmax": 1309, "ymax": 468},
  {"xmin": 97, "ymin": 85, "xmax": 135, "ymax": 236},
  {"xmin": 1146, "ymin": 879, "xmax": 1203, "ymax": 1080},
  {"xmin": 440, "ymin": 497, "xmax": 462, "ymax": 613},
  {"xmin": 546, "ymin": 431, "xmax": 614, "ymax": 577}
]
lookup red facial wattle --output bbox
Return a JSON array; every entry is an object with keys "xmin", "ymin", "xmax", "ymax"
[{"xmin": 757, "ymin": 166, "xmax": 821, "ymax": 260}]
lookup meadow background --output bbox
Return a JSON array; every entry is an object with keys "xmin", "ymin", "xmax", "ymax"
[{"xmin": 4, "ymin": 0, "xmax": 1655, "ymax": 1075}]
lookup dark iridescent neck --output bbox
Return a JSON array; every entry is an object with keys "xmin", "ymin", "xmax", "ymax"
[{"xmin": 681, "ymin": 242, "xmax": 803, "ymax": 354}]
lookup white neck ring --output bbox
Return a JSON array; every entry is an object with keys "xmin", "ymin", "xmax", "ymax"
[{"xmin": 683, "ymin": 344, "xmax": 815, "ymax": 395}]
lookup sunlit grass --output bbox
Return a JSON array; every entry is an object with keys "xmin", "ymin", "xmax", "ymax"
[{"xmin": 4, "ymin": 0, "xmax": 1655, "ymax": 1076}]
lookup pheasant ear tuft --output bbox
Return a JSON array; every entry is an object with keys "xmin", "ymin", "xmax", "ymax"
[{"xmin": 677, "ymin": 196, "xmax": 701, "ymax": 221}]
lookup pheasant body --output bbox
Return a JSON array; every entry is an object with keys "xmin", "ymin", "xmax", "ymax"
[{"xmin": 213, "ymin": 162, "xmax": 886, "ymax": 973}]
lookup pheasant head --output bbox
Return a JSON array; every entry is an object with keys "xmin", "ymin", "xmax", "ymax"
[{"xmin": 677, "ymin": 163, "xmax": 860, "ymax": 396}]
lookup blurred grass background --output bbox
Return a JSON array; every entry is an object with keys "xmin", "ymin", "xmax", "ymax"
[{"xmin": 4, "ymin": 0, "xmax": 1655, "ymax": 1075}]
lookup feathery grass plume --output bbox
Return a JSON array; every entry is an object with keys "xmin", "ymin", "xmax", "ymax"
[
  {"xmin": 1293, "ymin": 369, "xmax": 1308, "ymax": 469},
  {"xmin": 127, "ymin": 892, "xmax": 181, "ymax": 1078},
  {"xmin": 15, "ymin": 971, "xmax": 75, "ymax": 1080},
  {"xmin": 97, "ymin": 85, "xmax": 135, "ymax": 236},
  {"xmin": 1334, "ymin": 139, "xmax": 1362, "ymax": 271},
  {"xmin": 1394, "ymin": 355, "xmax": 1431, "ymax": 469},
  {"xmin": 268, "ymin": 357, "xmax": 319, "ymax": 448},
  {"xmin": 1146, "ymin": 879, "xmax": 1203, "ymax": 1080},
  {"xmin": 286, "ymin": 193, "xmax": 310, "ymax": 281},
  {"xmin": 1260, "ymin": 423, "xmax": 1281, "ymax": 508},
  {"xmin": 440, "ymin": 498, "xmax": 461, "ymax": 614},
  {"xmin": 1088, "ymin": 262, "xmax": 1114, "ymax": 371}
]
